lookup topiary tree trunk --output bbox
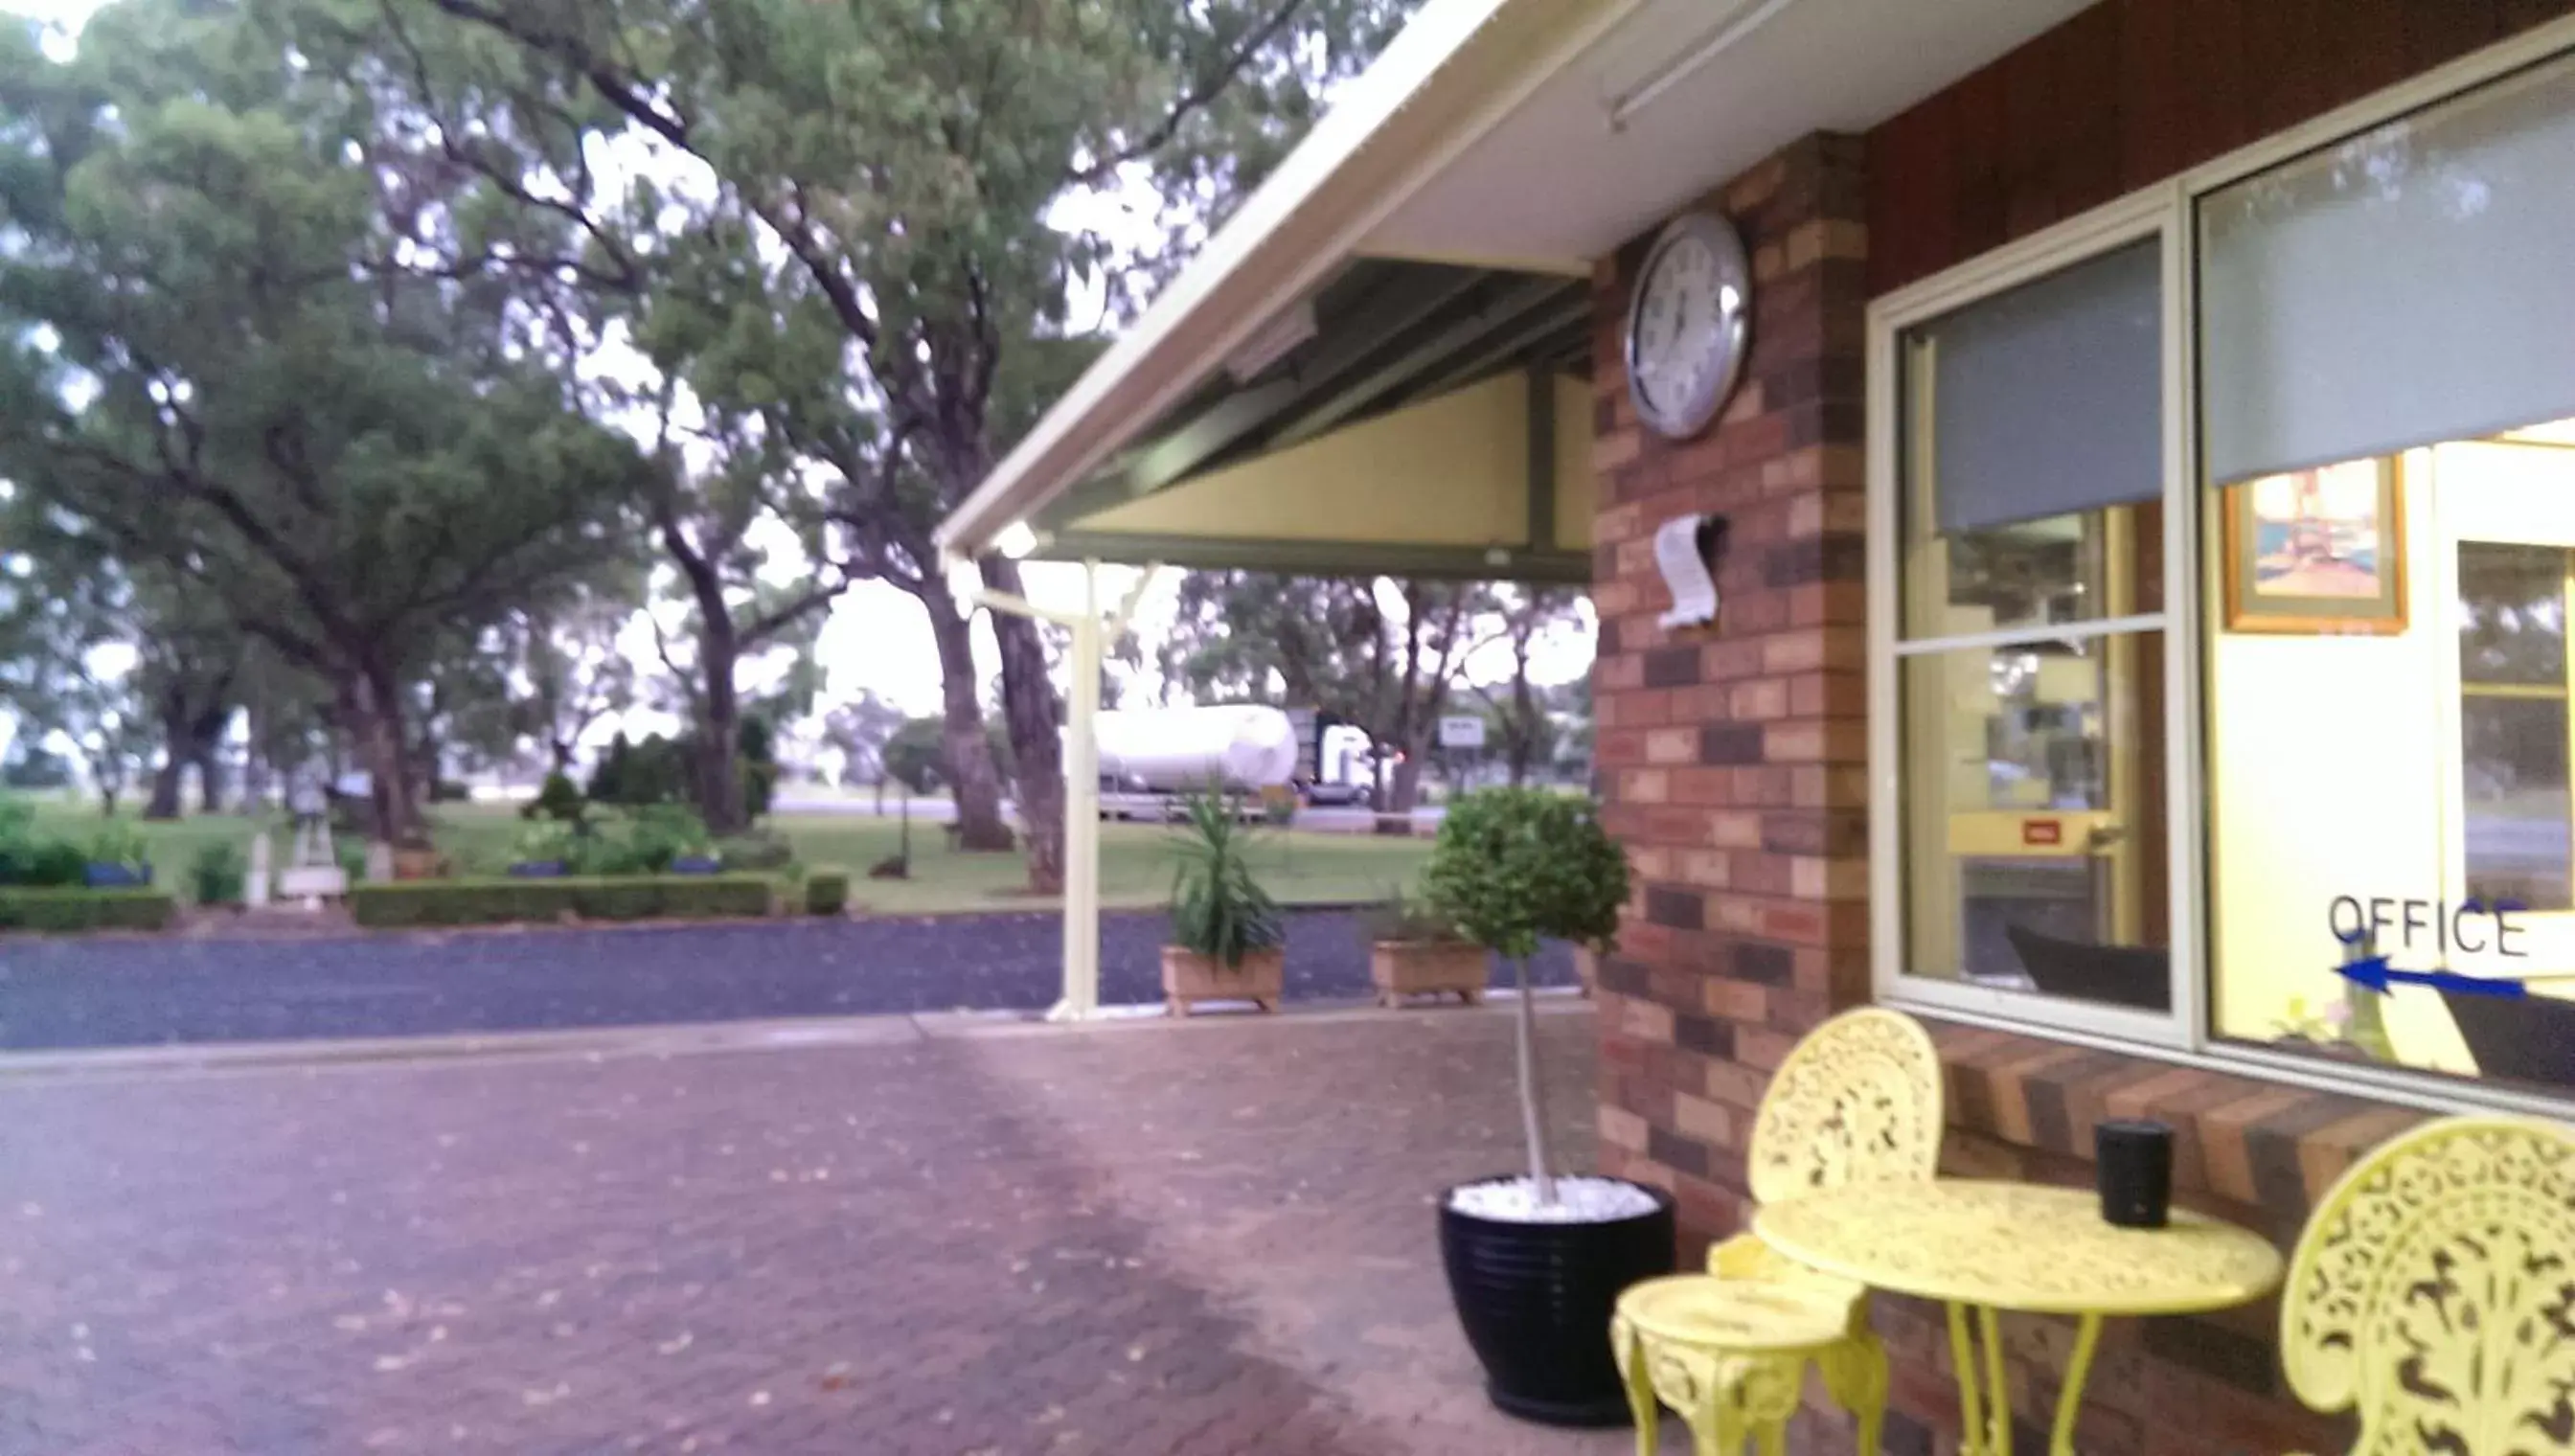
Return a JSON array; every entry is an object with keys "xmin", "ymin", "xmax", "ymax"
[{"xmin": 1511, "ymin": 953, "xmax": 1556, "ymax": 1205}]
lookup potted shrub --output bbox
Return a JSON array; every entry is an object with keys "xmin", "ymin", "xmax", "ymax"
[
  {"xmin": 83, "ymin": 821, "xmax": 153, "ymax": 888},
  {"xmin": 1161, "ymin": 790, "xmax": 1286, "ymax": 1016},
  {"xmin": 1421, "ymin": 787, "xmax": 1668, "ymax": 1426},
  {"xmin": 1361, "ymin": 890, "xmax": 1487, "ymax": 1008}
]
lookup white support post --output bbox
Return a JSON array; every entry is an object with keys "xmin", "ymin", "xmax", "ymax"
[
  {"xmin": 1059, "ymin": 562, "xmax": 1104, "ymax": 1021},
  {"xmin": 967, "ymin": 558, "xmax": 1157, "ymax": 1023}
]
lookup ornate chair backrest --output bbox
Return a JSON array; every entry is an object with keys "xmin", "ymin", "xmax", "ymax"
[
  {"xmin": 1745, "ymin": 1008, "xmax": 1945, "ymax": 1207},
  {"xmin": 2281, "ymin": 1115, "xmax": 2575, "ymax": 1456}
]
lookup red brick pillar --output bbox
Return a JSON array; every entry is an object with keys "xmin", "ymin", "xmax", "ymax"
[{"xmin": 1588, "ymin": 134, "xmax": 1872, "ymax": 1259}]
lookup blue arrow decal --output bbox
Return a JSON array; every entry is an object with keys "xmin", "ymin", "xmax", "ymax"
[{"xmin": 2334, "ymin": 956, "xmax": 2529, "ymax": 999}]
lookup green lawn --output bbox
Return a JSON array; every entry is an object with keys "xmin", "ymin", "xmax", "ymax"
[{"xmin": 21, "ymin": 799, "xmax": 1429, "ymax": 917}]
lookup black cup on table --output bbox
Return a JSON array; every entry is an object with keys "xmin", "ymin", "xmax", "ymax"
[{"xmin": 2095, "ymin": 1119, "xmax": 2174, "ymax": 1228}]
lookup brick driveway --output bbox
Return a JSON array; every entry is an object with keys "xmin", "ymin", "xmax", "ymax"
[{"xmin": 0, "ymin": 1005, "xmax": 1659, "ymax": 1454}]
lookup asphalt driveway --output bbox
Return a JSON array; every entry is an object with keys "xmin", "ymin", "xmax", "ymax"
[{"xmin": 0, "ymin": 911, "xmax": 1577, "ymax": 1051}]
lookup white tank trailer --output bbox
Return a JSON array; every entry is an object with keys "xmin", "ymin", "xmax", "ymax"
[{"xmin": 1095, "ymin": 707, "xmax": 1299, "ymax": 794}]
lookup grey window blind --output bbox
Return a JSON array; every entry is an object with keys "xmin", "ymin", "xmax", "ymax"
[
  {"xmin": 1918, "ymin": 239, "xmax": 2163, "ymax": 536},
  {"xmin": 2201, "ymin": 52, "xmax": 2575, "ymax": 486}
]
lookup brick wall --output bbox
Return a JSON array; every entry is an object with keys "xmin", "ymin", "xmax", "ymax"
[
  {"xmin": 1587, "ymin": 132, "xmax": 1874, "ymax": 1252},
  {"xmin": 1583, "ymin": 125, "xmax": 2416, "ymax": 1456}
]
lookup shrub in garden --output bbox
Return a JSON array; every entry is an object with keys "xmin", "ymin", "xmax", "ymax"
[
  {"xmin": 87, "ymin": 819, "xmax": 150, "ymax": 870},
  {"xmin": 511, "ymin": 818, "xmax": 580, "ymax": 867},
  {"xmin": 0, "ymin": 886, "xmax": 177, "ymax": 932},
  {"xmin": 715, "ymin": 828, "xmax": 795, "ymax": 871},
  {"xmin": 348, "ymin": 873, "xmax": 774, "ymax": 928},
  {"xmin": 0, "ymin": 799, "xmax": 87, "ymax": 888},
  {"xmin": 190, "ymin": 841, "xmax": 248, "ymax": 905},
  {"xmin": 805, "ymin": 868, "xmax": 850, "ymax": 917},
  {"xmin": 521, "ymin": 771, "xmax": 586, "ymax": 823}
]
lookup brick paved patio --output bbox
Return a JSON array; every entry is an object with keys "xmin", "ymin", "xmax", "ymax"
[{"xmin": 0, "ymin": 1004, "xmax": 1670, "ymax": 1454}]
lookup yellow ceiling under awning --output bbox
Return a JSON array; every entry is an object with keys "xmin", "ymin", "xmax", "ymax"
[{"xmin": 1031, "ymin": 369, "xmax": 1592, "ymax": 582}]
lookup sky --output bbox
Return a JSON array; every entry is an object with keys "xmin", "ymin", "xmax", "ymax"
[{"xmin": 5, "ymin": 0, "xmax": 1594, "ymax": 769}]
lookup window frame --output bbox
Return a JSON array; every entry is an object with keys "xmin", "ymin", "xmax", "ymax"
[{"xmin": 1864, "ymin": 13, "xmax": 2575, "ymax": 1116}]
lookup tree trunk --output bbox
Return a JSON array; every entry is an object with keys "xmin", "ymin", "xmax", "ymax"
[
  {"xmin": 145, "ymin": 692, "xmax": 189, "ymax": 819},
  {"xmin": 1387, "ymin": 743, "xmax": 1426, "ymax": 813},
  {"xmin": 242, "ymin": 744, "xmax": 270, "ymax": 813},
  {"xmin": 1507, "ymin": 672, "xmax": 1537, "ymax": 788},
  {"xmin": 1513, "ymin": 954, "xmax": 1557, "ymax": 1204},
  {"xmin": 694, "ymin": 615, "xmax": 746, "ymax": 834},
  {"xmin": 144, "ymin": 757, "xmax": 185, "ymax": 819},
  {"xmin": 347, "ymin": 664, "xmax": 424, "ymax": 847},
  {"xmin": 982, "ymin": 557, "xmax": 1064, "ymax": 895},
  {"xmin": 923, "ymin": 588, "xmax": 1014, "ymax": 852},
  {"xmin": 194, "ymin": 743, "xmax": 227, "ymax": 814}
]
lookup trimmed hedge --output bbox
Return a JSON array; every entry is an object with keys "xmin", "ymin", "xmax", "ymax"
[
  {"xmin": 0, "ymin": 886, "xmax": 178, "ymax": 933},
  {"xmin": 805, "ymin": 868, "xmax": 850, "ymax": 918},
  {"xmin": 349, "ymin": 874, "xmax": 776, "ymax": 929}
]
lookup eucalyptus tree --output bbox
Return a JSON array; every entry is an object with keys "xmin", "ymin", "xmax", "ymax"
[
  {"xmin": 0, "ymin": 2, "xmax": 649, "ymax": 844},
  {"xmin": 280, "ymin": 0, "xmax": 1423, "ymax": 887}
]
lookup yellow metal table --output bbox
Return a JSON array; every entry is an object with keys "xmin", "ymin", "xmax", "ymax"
[{"xmin": 1752, "ymin": 1179, "xmax": 2284, "ymax": 1456}]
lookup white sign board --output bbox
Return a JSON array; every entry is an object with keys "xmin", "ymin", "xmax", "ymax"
[{"xmin": 1438, "ymin": 716, "xmax": 1487, "ymax": 749}]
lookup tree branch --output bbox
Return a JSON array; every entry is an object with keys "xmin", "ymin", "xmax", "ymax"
[{"xmin": 1068, "ymin": 0, "xmax": 1308, "ymax": 187}]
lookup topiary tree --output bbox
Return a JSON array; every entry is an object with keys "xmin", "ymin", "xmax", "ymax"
[{"xmin": 1422, "ymin": 788, "xmax": 1630, "ymax": 1207}]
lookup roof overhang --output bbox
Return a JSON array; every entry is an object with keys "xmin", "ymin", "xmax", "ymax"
[{"xmin": 936, "ymin": 0, "xmax": 2093, "ymax": 565}]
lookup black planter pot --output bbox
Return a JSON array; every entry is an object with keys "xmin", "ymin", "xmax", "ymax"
[{"xmin": 1438, "ymin": 1176, "xmax": 1675, "ymax": 1426}]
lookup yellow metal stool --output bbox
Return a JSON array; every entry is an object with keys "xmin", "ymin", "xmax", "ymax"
[
  {"xmin": 1612, "ymin": 1275, "xmax": 1880, "ymax": 1456},
  {"xmin": 1608, "ymin": 1008, "xmax": 1944, "ymax": 1454},
  {"xmin": 2279, "ymin": 1114, "xmax": 2575, "ymax": 1456}
]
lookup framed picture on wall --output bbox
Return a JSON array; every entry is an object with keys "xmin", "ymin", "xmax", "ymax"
[{"xmin": 2222, "ymin": 457, "xmax": 2406, "ymax": 634}]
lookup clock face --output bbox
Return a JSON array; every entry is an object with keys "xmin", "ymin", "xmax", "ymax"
[{"xmin": 1625, "ymin": 213, "xmax": 1751, "ymax": 440}]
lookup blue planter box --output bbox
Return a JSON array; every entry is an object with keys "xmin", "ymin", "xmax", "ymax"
[
  {"xmin": 669, "ymin": 855, "xmax": 722, "ymax": 876},
  {"xmin": 506, "ymin": 860, "xmax": 569, "ymax": 879},
  {"xmin": 83, "ymin": 862, "xmax": 152, "ymax": 889}
]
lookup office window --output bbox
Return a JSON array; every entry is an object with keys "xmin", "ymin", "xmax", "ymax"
[
  {"xmin": 1891, "ymin": 239, "xmax": 2175, "ymax": 1015},
  {"xmin": 2199, "ymin": 50, "xmax": 2575, "ymax": 1097}
]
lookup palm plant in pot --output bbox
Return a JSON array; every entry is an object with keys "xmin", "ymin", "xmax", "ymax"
[
  {"xmin": 1421, "ymin": 787, "xmax": 1669, "ymax": 1426},
  {"xmin": 1162, "ymin": 790, "xmax": 1286, "ymax": 1016}
]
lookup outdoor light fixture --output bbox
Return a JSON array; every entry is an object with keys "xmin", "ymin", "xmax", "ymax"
[{"xmin": 1606, "ymin": 0, "xmax": 1800, "ymax": 131}]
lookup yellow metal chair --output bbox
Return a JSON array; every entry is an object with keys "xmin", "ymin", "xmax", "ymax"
[
  {"xmin": 2280, "ymin": 1114, "xmax": 2575, "ymax": 1456},
  {"xmin": 1612, "ymin": 1007, "xmax": 1945, "ymax": 1455}
]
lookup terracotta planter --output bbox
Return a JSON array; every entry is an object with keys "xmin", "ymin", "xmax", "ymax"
[
  {"xmin": 1370, "ymin": 940, "xmax": 1489, "ymax": 1008},
  {"xmin": 391, "ymin": 847, "xmax": 447, "ymax": 881},
  {"xmin": 1160, "ymin": 945, "xmax": 1285, "ymax": 1017}
]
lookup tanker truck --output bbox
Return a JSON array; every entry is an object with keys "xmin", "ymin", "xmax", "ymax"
[{"xmin": 1094, "ymin": 706, "xmax": 1299, "ymax": 821}]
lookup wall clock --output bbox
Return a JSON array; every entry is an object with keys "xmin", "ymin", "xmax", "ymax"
[{"xmin": 1624, "ymin": 211, "xmax": 1752, "ymax": 441}]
